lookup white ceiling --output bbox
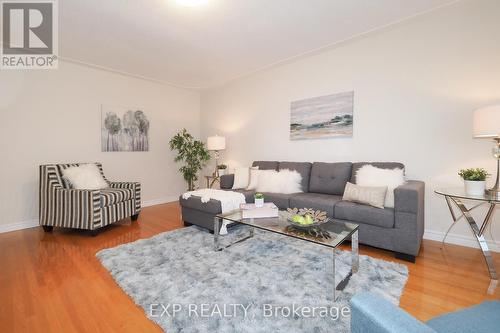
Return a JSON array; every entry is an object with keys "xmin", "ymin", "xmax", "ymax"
[{"xmin": 59, "ymin": 0, "xmax": 457, "ymax": 89}]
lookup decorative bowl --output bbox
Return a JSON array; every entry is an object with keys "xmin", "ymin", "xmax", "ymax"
[
  {"xmin": 286, "ymin": 218, "xmax": 328, "ymax": 229},
  {"xmin": 284, "ymin": 207, "xmax": 329, "ymax": 229}
]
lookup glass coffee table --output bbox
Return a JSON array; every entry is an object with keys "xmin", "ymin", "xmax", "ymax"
[{"xmin": 214, "ymin": 210, "xmax": 359, "ymax": 301}]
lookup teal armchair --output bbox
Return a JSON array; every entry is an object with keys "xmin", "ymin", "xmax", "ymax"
[{"xmin": 351, "ymin": 293, "xmax": 500, "ymax": 333}]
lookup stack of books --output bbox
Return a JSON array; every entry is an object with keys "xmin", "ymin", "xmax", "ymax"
[{"xmin": 240, "ymin": 202, "xmax": 279, "ymax": 219}]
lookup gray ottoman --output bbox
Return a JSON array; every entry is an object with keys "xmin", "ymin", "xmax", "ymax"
[{"xmin": 179, "ymin": 195, "xmax": 224, "ymax": 231}]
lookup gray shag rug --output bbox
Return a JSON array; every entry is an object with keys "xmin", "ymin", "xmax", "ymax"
[{"xmin": 97, "ymin": 226, "xmax": 408, "ymax": 333}]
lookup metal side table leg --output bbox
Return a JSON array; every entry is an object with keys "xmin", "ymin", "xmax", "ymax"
[{"xmin": 451, "ymin": 198, "xmax": 498, "ymax": 288}]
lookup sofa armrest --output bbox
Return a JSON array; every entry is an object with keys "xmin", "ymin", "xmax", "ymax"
[
  {"xmin": 351, "ymin": 293, "xmax": 436, "ymax": 333},
  {"xmin": 220, "ymin": 174, "xmax": 234, "ymax": 189},
  {"xmin": 109, "ymin": 181, "xmax": 141, "ymax": 212},
  {"xmin": 394, "ymin": 180, "xmax": 425, "ymax": 214}
]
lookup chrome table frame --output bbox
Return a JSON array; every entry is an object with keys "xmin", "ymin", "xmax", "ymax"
[
  {"xmin": 436, "ymin": 191, "xmax": 498, "ymax": 294},
  {"xmin": 213, "ymin": 215, "xmax": 359, "ymax": 301}
]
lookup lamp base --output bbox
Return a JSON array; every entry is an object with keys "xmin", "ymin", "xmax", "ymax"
[{"xmin": 485, "ymin": 188, "xmax": 500, "ymax": 200}]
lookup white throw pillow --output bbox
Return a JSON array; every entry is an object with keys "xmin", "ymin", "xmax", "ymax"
[
  {"xmin": 355, "ymin": 165, "xmax": 405, "ymax": 208},
  {"xmin": 62, "ymin": 164, "xmax": 109, "ymax": 190},
  {"xmin": 246, "ymin": 168, "xmax": 262, "ymax": 190},
  {"xmin": 232, "ymin": 166, "xmax": 258, "ymax": 189},
  {"xmin": 342, "ymin": 182, "xmax": 387, "ymax": 209},
  {"xmin": 256, "ymin": 169, "xmax": 303, "ymax": 194}
]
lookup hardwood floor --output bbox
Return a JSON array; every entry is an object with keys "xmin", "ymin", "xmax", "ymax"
[{"xmin": 1, "ymin": 202, "xmax": 498, "ymax": 332}]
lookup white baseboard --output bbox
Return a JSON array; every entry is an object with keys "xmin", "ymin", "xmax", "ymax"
[
  {"xmin": 142, "ymin": 196, "xmax": 179, "ymax": 207},
  {"xmin": 0, "ymin": 219, "xmax": 39, "ymax": 234},
  {"xmin": 424, "ymin": 229, "xmax": 500, "ymax": 253},
  {"xmin": 0, "ymin": 196, "xmax": 180, "ymax": 234}
]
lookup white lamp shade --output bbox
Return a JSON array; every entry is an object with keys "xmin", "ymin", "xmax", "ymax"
[
  {"xmin": 473, "ymin": 105, "xmax": 500, "ymax": 138},
  {"xmin": 207, "ymin": 135, "xmax": 226, "ymax": 150}
]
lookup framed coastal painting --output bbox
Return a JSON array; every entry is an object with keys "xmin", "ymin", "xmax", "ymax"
[
  {"xmin": 101, "ymin": 105, "xmax": 150, "ymax": 152},
  {"xmin": 290, "ymin": 91, "xmax": 354, "ymax": 140}
]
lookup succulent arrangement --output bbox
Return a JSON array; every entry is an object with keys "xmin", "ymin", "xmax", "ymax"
[
  {"xmin": 458, "ymin": 168, "xmax": 489, "ymax": 181},
  {"xmin": 254, "ymin": 193, "xmax": 264, "ymax": 200},
  {"xmin": 217, "ymin": 164, "xmax": 228, "ymax": 170}
]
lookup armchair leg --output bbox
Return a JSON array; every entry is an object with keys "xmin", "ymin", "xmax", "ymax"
[
  {"xmin": 90, "ymin": 229, "xmax": 99, "ymax": 237},
  {"xmin": 131, "ymin": 213, "xmax": 140, "ymax": 221},
  {"xmin": 42, "ymin": 225, "xmax": 53, "ymax": 232}
]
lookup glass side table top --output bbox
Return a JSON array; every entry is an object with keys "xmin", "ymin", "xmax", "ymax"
[
  {"xmin": 435, "ymin": 188, "xmax": 500, "ymax": 203},
  {"xmin": 217, "ymin": 210, "xmax": 359, "ymax": 249}
]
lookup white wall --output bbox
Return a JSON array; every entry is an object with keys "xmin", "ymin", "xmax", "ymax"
[
  {"xmin": 0, "ymin": 60, "xmax": 200, "ymax": 231},
  {"xmin": 201, "ymin": 0, "xmax": 500, "ymax": 250}
]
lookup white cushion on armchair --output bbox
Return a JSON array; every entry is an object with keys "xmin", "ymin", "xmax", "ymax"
[{"xmin": 62, "ymin": 164, "xmax": 109, "ymax": 190}]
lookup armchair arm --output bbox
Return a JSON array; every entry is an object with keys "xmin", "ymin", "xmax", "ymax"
[
  {"xmin": 351, "ymin": 293, "xmax": 436, "ymax": 333},
  {"xmin": 39, "ymin": 188, "xmax": 102, "ymax": 229},
  {"xmin": 109, "ymin": 181, "xmax": 141, "ymax": 213},
  {"xmin": 220, "ymin": 174, "xmax": 234, "ymax": 189}
]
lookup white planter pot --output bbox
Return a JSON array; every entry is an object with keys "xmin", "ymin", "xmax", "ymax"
[
  {"xmin": 464, "ymin": 180, "xmax": 486, "ymax": 196},
  {"xmin": 218, "ymin": 169, "xmax": 226, "ymax": 176},
  {"xmin": 255, "ymin": 198, "xmax": 264, "ymax": 208}
]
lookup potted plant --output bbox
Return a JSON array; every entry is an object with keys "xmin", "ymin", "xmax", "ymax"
[
  {"xmin": 217, "ymin": 164, "xmax": 228, "ymax": 176},
  {"xmin": 254, "ymin": 193, "xmax": 264, "ymax": 208},
  {"xmin": 458, "ymin": 168, "xmax": 489, "ymax": 196},
  {"xmin": 169, "ymin": 129, "xmax": 211, "ymax": 191}
]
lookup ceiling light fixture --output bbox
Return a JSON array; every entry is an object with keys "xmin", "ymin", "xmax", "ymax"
[{"xmin": 174, "ymin": 0, "xmax": 208, "ymax": 7}]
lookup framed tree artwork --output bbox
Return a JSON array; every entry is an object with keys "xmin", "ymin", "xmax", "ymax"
[{"xmin": 101, "ymin": 105, "xmax": 150, "ymax": 152}]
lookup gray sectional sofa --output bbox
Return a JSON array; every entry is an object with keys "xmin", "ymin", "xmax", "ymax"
[{"xmin": 180, "ymin": 161, "xmax": 425, "ymax": 262}]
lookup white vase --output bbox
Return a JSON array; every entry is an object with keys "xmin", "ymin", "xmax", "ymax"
[
  {"xmin": 255, "ymin": 198, "xmax": 264, "ymax": 208},
  {"xmin": 464, "ymin": 180, "xmax": 486, "ymax": 196},
  {"xmin": 218, "ymin": 169, "xmax": 226, "ymax": 176}
]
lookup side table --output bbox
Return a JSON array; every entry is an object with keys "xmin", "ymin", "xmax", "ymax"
[
  {"xmin": 205, "ymin": 175, "xmax": 219, "ymax": 189},
  {"xmin": 435, "ymin": 188, "xmax": 499, "ymax": 294}
]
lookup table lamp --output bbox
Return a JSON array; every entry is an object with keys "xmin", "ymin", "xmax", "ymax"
[
  {"xmin": 207, "ymin": 135, "xmax": 226, "ymax": 177},
  {"xmin": 473, "ymin": 105, "xmax": 500, "ymax": 199}
]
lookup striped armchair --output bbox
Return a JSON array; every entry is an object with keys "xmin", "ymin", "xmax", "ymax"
[{"xmin": 39, "ymin": 163, "xmax": 141, "ymax": 235}]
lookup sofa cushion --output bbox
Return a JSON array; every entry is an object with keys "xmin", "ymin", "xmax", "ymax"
[
  {"xmin": 232, "ymin": 189, "xmax": 255, "ymax": 203},
  {"xmin": 100, "ymin": 188, "xmax": 133, "ymax": 207},
  {"xmin": 351, "ymin": 162, "xmax": 405, "ymax": 183},
  {"xmin": 309, "ymin": 162, "xmax": 352, "ymax": 195},
  {"xmin": 260, "ymin": 192, "xmax": 292, "ymax": 209},
  {"xmin": 289, "ymin": 193, "xmax": 342, "ymax": 217},
  {"xmin": 279, "ymin": 162, "xmax": 312, "ymax": 192},
  {"xmin": 334, "ymin": 201, "xmax": 395, "ymax": 228},
  {"xmin": 252, "ymin": 161, "xmax": 279, "ymax": 171}
]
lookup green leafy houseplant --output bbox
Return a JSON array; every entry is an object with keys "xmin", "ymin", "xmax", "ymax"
[
  {"xmin": 254, "ymin": 193, "xmax": 264, "ymax": 199},
  {"xmin": 458, "ymin": 168, "xmax": 489, "ymax": 181},
  {"xmin": 169, "ymin": 129, "xmax": 211, "ymax": 191},
  {"xmin": 217, "ymin": 164, "xmax": 228, "ymax": 170}
]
